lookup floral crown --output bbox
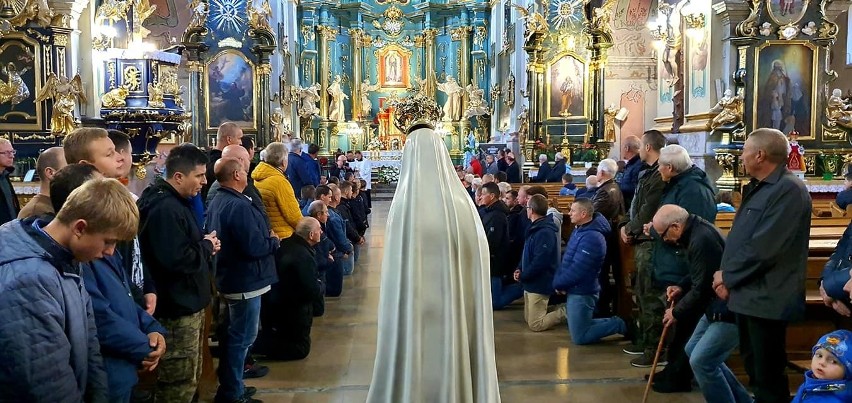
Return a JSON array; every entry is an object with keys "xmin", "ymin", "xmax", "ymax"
[{"xmin": 391, "ymin": 93, "xmax": 443, "ymax": 134}]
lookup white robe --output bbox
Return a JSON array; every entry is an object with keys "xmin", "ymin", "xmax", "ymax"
[{"xmin": 366, "ymin": 127, "xmax": 501, "ymax": 403}]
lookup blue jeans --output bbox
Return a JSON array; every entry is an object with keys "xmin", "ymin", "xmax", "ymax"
[
  {"xmin": 342, "ymin": 251, "xmax": 355, "ymax": 275},
  {"xmin": 685, "ymin": 315, "xmax": 752, "ymax": 403},
  {"xmin": 216, "ymin": 296, "xmax": 261, "ymax": 401},
  {"xmin": 566, "ymin": 294, "xmax": 625, "ymax": 345},
  {"xmin": 490, "ymin": 277, "xmax": 523, "ymax": 310}
]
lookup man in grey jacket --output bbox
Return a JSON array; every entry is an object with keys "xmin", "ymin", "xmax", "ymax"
[{"xmin": 714, "ymin": 128, "xmax": 811, "ymax": 403}]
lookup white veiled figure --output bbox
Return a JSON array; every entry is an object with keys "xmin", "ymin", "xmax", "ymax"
[{"xmin": 366, "ymin": 124, "xmax": 501, "ymax": 403}]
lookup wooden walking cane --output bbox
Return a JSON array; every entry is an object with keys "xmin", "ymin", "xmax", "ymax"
[{"xmin": 642, "ymin": 299, "xmax": 676, "ymax": 403}]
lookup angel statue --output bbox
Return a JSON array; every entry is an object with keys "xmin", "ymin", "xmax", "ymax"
[
  {"xmin": 328, "ymin": 75, "xmax": 349, "ymax": 123},
  {"xmin": 826, "ymin": 88, "xmax": 852, "ymax": 128},
  {"xmin": 247, "ymin": 0, "xmax": 273, "ymax": 32},
  {"xmin": 360, "ymin": 79, "xmax": 381, "ymax": 119},
  {"xmin": 602, "ymin": 103, "xmax": 618, "ymax": 142},
  {"xmin": 464, "ymin": 80, "xmax": 490, "ymax": 119},
  {"xmin": 270, "ymin": 107, "xmax": 285, "ymax": 141},
  {"xmin": 512, "ymin": 3, "xmax": 548, "ymax": 45},
  {"xmin": 147, "ymin": 82, "xmax": 165, "ymax": 108},
  {"xmin": 517, "ymin": 105, "xmax": 529, "ymax": 140},
  {"xmin": 297, "ymin": 83, "xmax": 321, "ymax": 118},
  {"xmin": 131, "ymin": 0, "xmax": 157, "ymax": 39},
  {"xmin": 35, "ymin": 73, "xmax": 87, "ymax": 136},
  {"xmin": 0, "ymin": 62, "xmax": 31, "ymax": 107},
  {"xmin": 437, "ymin": 76, "xmax": 463, "ymax": 121},
  {"xmin": 188, "ymin": 0, "xmax": 208, "ymax": 29},
  {"xmin": 709, "ymin": 89, "xmax": 744, "ymax": 130}
]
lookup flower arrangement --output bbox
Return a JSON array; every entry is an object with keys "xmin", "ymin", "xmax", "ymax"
[{"xmin": 377, "ymin": 166, "xmax": 399, "ymax": 184}]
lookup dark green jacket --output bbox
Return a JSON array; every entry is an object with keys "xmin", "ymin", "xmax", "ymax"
[
  {"xmin": 653, "ymin": 165, "xmax": 717, "ymax": 286},
  {"xmin": 622, "ymin": 161, "xmax": 665, "ymax": 240}
]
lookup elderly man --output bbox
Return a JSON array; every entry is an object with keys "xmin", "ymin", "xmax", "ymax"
[
  {"xmin": 286, "ymin": 138, "xmax": 314, "ymax": 198},
  {"xmin": 619, "ymin": 135, "xmax": 642, "ymax": 207},
  {"xmin": 206, "ymin": 158, "xmax": 279, "ymax": 403},
  {"xmin": 18, "ymin": 146, "xmax": 66, "ymax": 218},
  {"xmin": 652, "ymin": 205, "xmax": 749, "ymax": 402},
  {"xmin": 206, "ymin": 144, "xmax": 267, "ymax": 221},
  {"xmin": 0, "ymin": 138, "xmax": 20, "ymax": 225},
  {"xmin": 547, "ymin": 152, "xmax": 568, "ymax": 183},
  {"xmin": 714, "ymin": 129, "xmax": 811, "ymax": 403},
  {"xmin": 642, "ymin": 144, "xmax": 716, "ymax": 387},
  {"xmin": 532, "ymin": 154, "xmax": 552, "ymax": 183},
  {"xmin": 591, "ymin": 158, "xmax": 625, "ymax": 318},
  {"xmin": 307, "ymin": 200, "xmax": 334, "ymax": 316},
  {"xmin": 203, "ymin": 122, "xmax": 244, "ymax": 202},
  {"xmin": 619, "ymin": 130, "xmax": 668, "ymax": 363},
  {"xmin": 258, "ymin": 217, "xmax": 323, "ymax": 361}
]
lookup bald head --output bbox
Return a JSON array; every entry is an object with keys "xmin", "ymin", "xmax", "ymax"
[
  {"xmin": 295, "ymin": 216, "xmax": 322, "ymax": 245},
  {"xmin": 37, "ymin": 147, "xmax": 67, "ymax": 183},
  {"xmin": 653, "ymin": 204, "xmax": 689, "ymax": 228},
  {"xmin": 222, "ymin": 144, "xmax": 250, "ymax": 171},
  {"xmin": 747, "ymin": 128, "xmax": 789, "ymax": 165},
  {"xmin": 214, "ymin": 157, "xmax": 244, "ymax": 187}
]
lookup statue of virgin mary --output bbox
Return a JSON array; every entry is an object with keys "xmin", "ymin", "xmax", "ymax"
[{"xmin": 366, "ymin": 95, "xmax": 501, "ymax": 403}]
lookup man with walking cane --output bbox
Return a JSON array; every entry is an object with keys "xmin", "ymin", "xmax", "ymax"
[{"xmin": 645, "ymin": 205, "xmax": 750, "ymax": 401}]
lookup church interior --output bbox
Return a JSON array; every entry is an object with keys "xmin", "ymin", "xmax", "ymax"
[{"xmin": 4, "ymin": 0, "xmax": 852, "ymax": 401}]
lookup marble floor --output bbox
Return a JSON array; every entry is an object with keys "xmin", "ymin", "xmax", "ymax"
[{"xmin": 247, "ymin": 200, "xmax": 707, "ymax": 402}]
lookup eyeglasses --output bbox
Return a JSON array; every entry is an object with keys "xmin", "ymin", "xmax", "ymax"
[
  {"xmin": 660, "ymin": 224, "xmax": 673, "ymax": 239},
  {"xmin": 0, "ymin": 150, "xmax": 15, "ymax": 156}
]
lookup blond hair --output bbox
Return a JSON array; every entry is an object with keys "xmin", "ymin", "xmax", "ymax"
[
  {"xmin": 63, "ymin": 127, "xmax": 109, "ymax": 164},
  {"xmin": 55, "ymin": 178, "xmax": 139, "ymax": 240}
]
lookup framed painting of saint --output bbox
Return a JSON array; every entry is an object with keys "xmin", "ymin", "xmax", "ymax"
[
  {"xmin": 206, "ymin": 50, "xmax": 256, "ymax": 130},
  {"xmin": 767, "ymin": 0, "xmax": 809, "ymax": 26},
  {"xmin": 547, "ymin": 53, "xmax": 587, "ymax": 120},
  {"xmin": 375, "ymin": 44, "xmax": 411, "ymax": 89},
  {"xmin": 0, "ymin": 38, "xmax": 41, "ymax": 130},
  {"xmin": 752, "ymin": 41, "xmax": 816, "ymax": 139}
]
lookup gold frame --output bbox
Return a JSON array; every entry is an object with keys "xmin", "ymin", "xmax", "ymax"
[
  {"xmin": 751, "ymin": 40, "xmax": 818, "ymax": 140},
  {"xmin": 204, "ymin": 49, "xmax": 258, "ymax": 131},
  {"xmin": 766, "ymin": 0, "xmax": 810, "ymax": 27},
  {"xmin": 545, "ymin": 51, "xmax": 589, "ymax": 120},
  {"xmin": 374, "ymin": 43, "xmax": 412, "ymax": 89},
  {"xmin": 0, "ymin": 33, "xmax": 42, "ymax": 130}
]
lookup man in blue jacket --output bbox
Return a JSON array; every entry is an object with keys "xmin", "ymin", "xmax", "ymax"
[
  {"xmin": 514, "ymin": 194, "xmax": 564, "ymax": 331},
  {"xmin": 286, "ymin": 138, "xmax": 314, "ymax": 198},
  {"xmin": 206, "ymin": 158, "xmax": 279, "ymax": 403},
  {"xmin": 0, "ymin": 178, "xmax": 139, "ymax": 402},
  {"xmin": 553, "ymin": 198, "xmax": 627, "ymax": 345}
]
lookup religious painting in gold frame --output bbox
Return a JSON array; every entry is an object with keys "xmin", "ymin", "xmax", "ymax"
[
  {"xmin": 0, "ymin": 34, "xmax": 42, "ymax": 130},
  {"xmin": 375, "ymin": 43, "xmax": 411, "ymax": 89},
  {"xmin": 752, "ymin": 41, "xmax": 816, "ymax": 140},
  {"xmin": 546, "ymin": 52, "xmax": 588, "ymax": 120},
  {"xmin": 205, "ymin": 50, "xmax": 257, "ymax": 131},
  {"xmin": 767, "ymin": 0, "xmax": 809, "ymax": 26}
]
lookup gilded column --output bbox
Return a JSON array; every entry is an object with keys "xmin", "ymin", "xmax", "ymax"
[
  {"xmin": 317, "ymin": 25, "xmax": 336, "ymax": 119},
  {"xmin": 524, "ymin": 31, "xmax": 547, "ymax": 148},
  {"xmin": 257, "ymin": 62, "xmax": 273, "ymax": 146},
  {"xmin": 452, "ymin": 26, "xmax": 473, "ymax": 112},
  {"xmin": 349, "ymin": 28, "xmax": 364, "ymax": 120},
  {"xmin": 423, "ymin": 28, "xmax": 438, "ymax": 99},
  {"xmin": 187, "ymin": 60, "xmax": 206, "ymax": 146}
]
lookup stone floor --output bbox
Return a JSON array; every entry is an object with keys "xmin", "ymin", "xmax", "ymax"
[{"xmin": 246, "ymin": 200, "xmax": 707, "ymax": 402}]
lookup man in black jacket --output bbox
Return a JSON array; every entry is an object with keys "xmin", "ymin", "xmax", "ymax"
[
  {"xmin": 137, "ymin": 144, "xmax": 220, "ymax": 402},
  {"xmin": 206, "ymin": 158, "xmax": 278, "ymax": 403},
  {"xmin": 329, "ymin": 183, "xmax": 361, "ymax": 275},
  {"xmin": 546, "ymin": 153, "xmax": 568, "ymax": 182},
  {"xmin": 258, "ymin": 217, "xmax": 323, "ymax": 361},
  {"xmin": 0, "ymin": 138, "xmax": 19, "ymax": 226},
  {"xmin": 591, "ymin": 158, "xmax": 626, "ymax": 318},
  {"xmin": 203, "ymin": 122, "xmax": 244, "ymax": 202},
  {"xmin": 652, "ymin": 204, "xmax": 749, "ymax": 401},
  {"xmin": 532, "ymin": 154, "xmax": 552, "ymax": 183},
  {"xmin": 714, "ymin": 128, "xmax": 811, "ymax": 403},
  {"xmin": 479, "ymin": 182, "xmax": 521, "ymax": 309}
]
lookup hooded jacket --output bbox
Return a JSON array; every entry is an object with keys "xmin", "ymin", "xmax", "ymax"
[
  {"xmin": 252, "ymin": 161, "xmax": 303, "ymax": 238},
  {"xmin": 81, "ymin": 252, "xmax": 166, "ymax": 399},
  {"xmin": 0, "ymin": 218, "xmax": 108, "ymax": 402},
  {"xmin": 553, "ymin": 213, "xmax": 611, "ymax": 295},
  {"xmin": 792, "ymin": 330, "xmax": 852, "ymax": 403},
  {"xmin": 137, "ymin": 178, "xmax": 213, "ymax": 319},
  {"xmin": 519, "ymin": 216, "xmax": 560, "ymax": 295},
  {"xmin": 479, "ymin": 200, "xmax": 510, "ymax": 277},
  {"xmin": 653, "ymin": 165, "xmax": 717, "ymax": 287}
]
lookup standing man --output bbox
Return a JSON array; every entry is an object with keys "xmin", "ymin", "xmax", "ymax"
[
  {"xmin": 532, "ymin": 154, "xmax": 552, "ymax": 183},
  {"xmin": 714, "ymin": 128, "xmax": 811, "ymax": 403},
  {"xmin": 206, "ymin": 158, "xmax": 278, "ymax": 403},
  {"xmin": 618, "ymin": 130, "xmax": 667, "ymax": 364},
  {"xmin": 619, "ymin": 135, "xmax": 642, "ymax": 207},
  {"xmin": 303, "ymin": 144, "xmax": 322, "ymax": 189},
  {"xmin": 286, "ymin": 138, "xmax": 313, "ymax": 198},
  {"xmin": 203, "ymin": 122, "xmax": 244, "ymax": 202},
  {"xmin": 18, "ymin": 146, "xmax": 66, "ymax": 218},
  {"xmin": 137, "ymin": 144, "xmax": 220, "ymax": 402},
  {"xmin": 0, "ymin": 138, "xmax": 18, "ymax": 225},
  {"xmin": 352, "ymin": 150, "xmax": 372, "ymax": 208}
]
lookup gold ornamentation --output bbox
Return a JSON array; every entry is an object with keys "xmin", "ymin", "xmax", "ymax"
[
  {"xmin": 709, "ymin": 89, "xmax": 744, "ymax": 130},
  {"xmin": 35, "ymin": 73, "xmax": 86, "ymax": 136},
  {"xmin": 247, "ymin": 0, "xmax": 272, "ymax": 32},
  {"xmin": 372, "ymin": 5, "xmax": 405, "ymax": 37},
  {"xmin": 0, "ymin": 62, "xmax": 31, "ymax": 106},
  {"xmin": 186, "ymin": 60, "xmax": 204, "ymax": 73},
  {"xmin": 94, "ymin": 0, "xmax": 130, "ymax": 26},
  {"xmin": 257, "ymin": 63, "xmax": 272, "ymax": 76},
  {"xmin": 474, "ymin": 26, "xmax": 487, "ymax": 48},
  {"xmin": 826, "ymin": 89, "xmax": 852, "ymax": 129},
  {"xmin": 147, "ymin": 82, "xmax": 165, "ymax": 108},
  {"xmin": 450, "ymin": 26, "xmax": 472, "ymax": 41},
  {"xmin": 159, "ymin": 65, "xmax": 179, "ymax": 95},
  {"xmin": 132, "ymin": 0, "xmax": 157, "ymax": 40},
  {"xmin": 102, "ymin": 86, "xmax": 129, "ymax": 108},
  {"xmin": 819, "ymin": 21, "xmax": 838, "ymax": 39},
  {"xmin": 587, "ymin": 0, "xmax": 615, "ymax": 38},
  {"xmin": 1, "ymin": 0, "xmax": 53, "ymax": 33},
  {"xmin": 188, "ymin": 0, "xmax": 208, "ymax": 29},
  {"xmin": 13, "ymin": 132, "xmax": 54, "ymax": 141},
  {"xmin": 316, "ymin": 25, "xmax": 337, "ymax": 40},
  {"xmin": 123, "ymin": 65, "xmax": 142, "ymax": 91},
  {"xmin": 736, "ymin": 0, "xmax": 761, "ymax": 37},
  {"xmin": 53, "ymin": 34, "xmax": 68, "ymax": 47},
  {"xmin": 301, "ymin": 24, "xmax": 315, "ymax": 41},
  {"xmin": 504, "ymin": 72, "xmax": 515, "ymax": 107},
  {"xmin": 392, "ymin": 93, "xmax": 443, "ymax": 133},
  {"xmin": 512, "ymin": 4, "xmax": 548, "ymax": 45}
]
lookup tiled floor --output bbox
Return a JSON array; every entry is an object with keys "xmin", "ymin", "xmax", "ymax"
[{"xmin": 248, "ymin": 200, "xmax": 706, "ymax": 402}]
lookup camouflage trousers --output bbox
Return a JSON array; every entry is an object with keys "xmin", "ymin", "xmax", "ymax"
[
  {"xmin": 633, "ymin": 242, "xmax": 666, "ymax": 355},
  {"xmin": 155, "ymin": 310, "xmax": 205, "ymax": 403}
]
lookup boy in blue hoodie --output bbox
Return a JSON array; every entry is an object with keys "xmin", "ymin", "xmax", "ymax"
[
  {"xmin": 559, "ymin": 174, "xmax": 577, "ymax": 196},
  {"xmin": 792, "ymin": 330, "xmax": 852, "ymax": 402}
]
